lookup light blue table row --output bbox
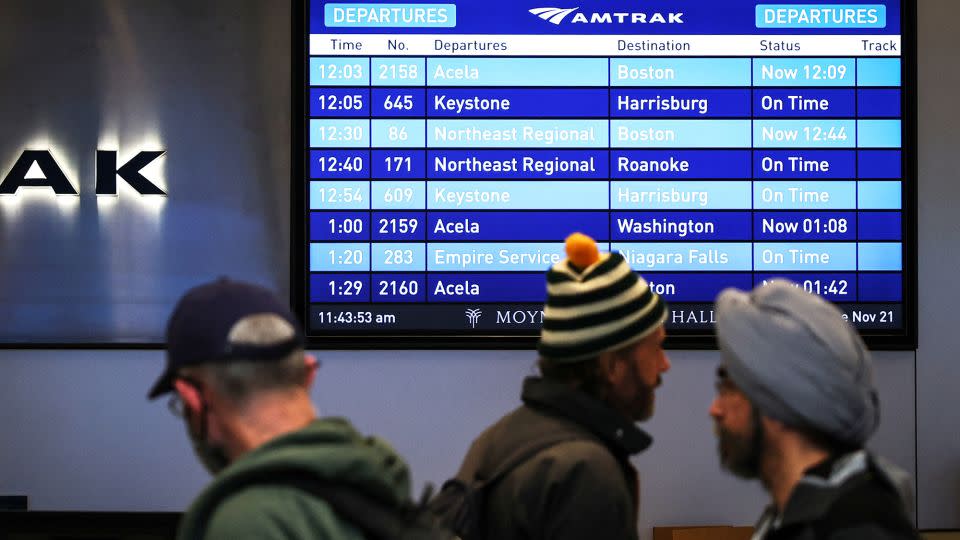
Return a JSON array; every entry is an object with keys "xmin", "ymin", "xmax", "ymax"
[
  {"xmin": 309, "ymin": 180, "xmax": 902, "ymax": 210},
  {"xmin": 311, "ymin": 57, "xmax": 902, "ymax": 87},
  {"xmin": 310, "ymin": 119, "xmax": 902, "ymax": 148},
  {"xmin": 310, "ymin": 241, "xmax": 901, "ymax": 271}
]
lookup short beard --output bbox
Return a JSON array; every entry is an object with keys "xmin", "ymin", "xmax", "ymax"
[
  {"xmin": 717, "ymin": 405, "xmax": 765, "ymax": 479},
  {"xmin": 602, "ymin": 357, "xmax": 659, "ymax": 422},
  {"xmin": 184, "ymin": 398, "xmax": 231, "ymax": 476},
  {"xmin": 633, "ymin": 375, "xmax": 659, "ymax": 421},
  {"xmin": 189, "ymin": 429, "xmax": 231, "ymax": 476}
]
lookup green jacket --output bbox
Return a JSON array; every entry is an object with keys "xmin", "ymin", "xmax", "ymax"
[{"xmin": 177, "ymin": 417, "xmax": 412, "ymax": 540}]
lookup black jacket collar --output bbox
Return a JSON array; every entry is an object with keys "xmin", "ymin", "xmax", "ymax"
[
  {"xmin": 521, "ymin": 376, "xmax": 652, "ymax": 456},
  {"xmin": 777, "ymin": 450, "xmax": 870, "ymax": 526}
]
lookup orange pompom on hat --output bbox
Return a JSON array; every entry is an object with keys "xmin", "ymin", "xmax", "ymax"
[
  {"xmin": 537, "ymin": 233, "xmax": 667, "ymax": 362},
  {"xmin": 564, "ymin": 232, "xmax": 601, "ymax": 270}
]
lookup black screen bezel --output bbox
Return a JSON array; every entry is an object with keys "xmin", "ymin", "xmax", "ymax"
[{"xmin": 291, "ymin": 0, "xmax": 918, "ymax": 351}]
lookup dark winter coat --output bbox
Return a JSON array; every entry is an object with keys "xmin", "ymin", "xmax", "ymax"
[
  {"xmin": 455, "ymin": 376, "xmax": 652, "ymax": 540},
  {"xmin": 753, "ymin": 450, "xmax": 920, "ymax": 540}
]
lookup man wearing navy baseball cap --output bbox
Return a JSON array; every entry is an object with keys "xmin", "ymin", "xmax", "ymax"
[
  {"xmin": 709, "ymin": 280, "xmax": 918, "ymax": 539},
  {"xmin": 149, "ymin": 278, "xmax": 413, "ymax": 540}
]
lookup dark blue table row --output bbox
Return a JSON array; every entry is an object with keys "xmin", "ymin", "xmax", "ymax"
[
  {"xmin": 311, "ymin": 88, "xmax": 902, "ymax": 118},
  {"xmin": 311, "ymin": 149, "xmax": 902, "ymax": 179},
  {"xmin": 311, "ymin": 211, "xmax": 902, "ymax": 241},
  {"xmin": 309, "ymin": 272, "xmax": 902, "ymax": 303}
]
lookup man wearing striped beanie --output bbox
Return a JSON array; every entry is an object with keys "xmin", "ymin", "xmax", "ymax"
[{"xmin": 451, "ymin": 233, "xmax": 670, "ymax": 540}]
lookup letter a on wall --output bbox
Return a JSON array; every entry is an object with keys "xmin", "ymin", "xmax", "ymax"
[{"xmin": 0, "ymin": 150, "xmax": 78, "ymax": 195}]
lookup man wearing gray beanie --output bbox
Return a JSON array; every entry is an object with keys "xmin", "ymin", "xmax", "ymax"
[
  {"xmin": 710, "ymin": 280, "xmax": 919, "ymax": 540},
  {"xmin": 445, "ymin": 233, "xmax": 670, "ymax": 540}
]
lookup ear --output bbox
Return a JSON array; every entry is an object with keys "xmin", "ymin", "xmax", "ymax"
[
  {"xmin": 173, "ymin": 378, "xmax": 204, "ymax": 414},
  {"xmin": 760, "ymin": 415, "xmax": 786, "ymax": 441},
  {"xmin": 597, "ymin": 350, "xmax": 626, "ymax": 386},
  {"xmin": 303, "ymin": 354, "xmax": 319, "ymax": 389}
]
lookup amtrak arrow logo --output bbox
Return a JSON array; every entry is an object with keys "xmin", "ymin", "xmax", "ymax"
[{"xmin": 529, "ymin": 7, "xmax": 579, "ymax": 24}]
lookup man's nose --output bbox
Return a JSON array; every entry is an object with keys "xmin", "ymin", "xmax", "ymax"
[{"xmin": 708, "ymin": 397, "xmax": 723, "ymax": 419}]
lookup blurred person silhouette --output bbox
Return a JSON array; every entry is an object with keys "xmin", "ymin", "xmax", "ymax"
[
  {"xmin": 710, "ymin": 280, "xmax": 919, "ymax": 539},
  {"xmin": 443, "ymin": 233, "xmax": 670, "ymax": 540},
  {"xmin": 148, "ymin": 277, "xmax": 416, "ymax": 540}
]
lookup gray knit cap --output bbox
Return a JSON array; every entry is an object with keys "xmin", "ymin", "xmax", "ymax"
[{"xmin": 715, "ymin": 280, "xmax": 879, "ymax": 446}]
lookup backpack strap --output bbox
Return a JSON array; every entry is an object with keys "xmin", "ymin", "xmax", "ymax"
[
  {"xmin": 475, "ymin": 432, "xmax": 588, "ymax": 489},
  {"xmin": 427, "ymin": 433, "xmax": 592, "ymax": 538}
]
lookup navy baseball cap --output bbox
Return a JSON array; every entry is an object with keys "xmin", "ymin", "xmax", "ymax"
[{"xmin": 147, "ymin": 277, "xmax": 305, "ymax": 399}]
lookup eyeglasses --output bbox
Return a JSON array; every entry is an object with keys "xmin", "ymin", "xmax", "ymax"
[
  {"xmin": 166, "ymin": 376, "xmax": 203, "ymax": 419},
  {"xmin": 167, "ymin": 393, "xmax": 186, "ymax": 418}
]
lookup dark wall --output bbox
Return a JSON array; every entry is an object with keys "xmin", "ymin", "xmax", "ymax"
[{"xmin": 0, "ymin": 0, "xmax": 290, "ymax": 342}]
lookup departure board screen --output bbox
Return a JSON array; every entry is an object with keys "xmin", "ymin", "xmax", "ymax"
[{"xmin": 295, "ymin": 0, "xmax": 916, "ymax": 348}]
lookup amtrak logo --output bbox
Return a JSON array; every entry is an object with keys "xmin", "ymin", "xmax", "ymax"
[
  {"xmin": 529, "ymin": 7, "xmax": 579, "ymax": 25},
  {"xmin": 529, "ymin": 6, "xmax": 684, "ymax": 24},
  {"xmin": 465, "ymin": 308, "xmax": 482, "ymax": 328}
]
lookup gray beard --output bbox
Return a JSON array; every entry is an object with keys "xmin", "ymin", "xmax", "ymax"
[
  {"xmin": 191, "ymin": 436, "xmax": 231, "ymax": 475},
  {"xmin": 186, "ymin": 423, "xmax": 231, "ymax": 475}
]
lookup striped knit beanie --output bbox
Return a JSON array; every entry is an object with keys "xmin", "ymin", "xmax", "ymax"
[{"xmin": 537, "ymin": 233, "xmax": 667, "ymax": 363}]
